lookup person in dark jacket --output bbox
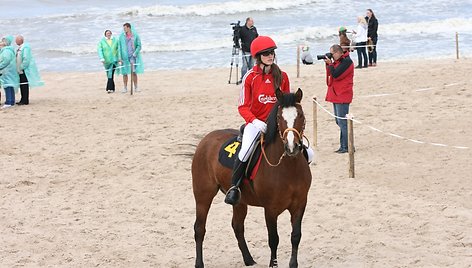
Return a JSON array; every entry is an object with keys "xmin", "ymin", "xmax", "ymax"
[
  {"xmin": 366, "ymin": 9, "xmax": 378, "ymax": 66},
  {"xmin": 238, "ymin": 17, "xmax": 258, "ymax": 82},
  {"xmin": 324, "ymin": 44, "xmax": 354, "ymax": 153}
]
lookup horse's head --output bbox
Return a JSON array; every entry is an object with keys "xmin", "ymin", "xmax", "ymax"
[{"xmin": 266, "ymin": 88, "xmax": 305, "ymax": 157}]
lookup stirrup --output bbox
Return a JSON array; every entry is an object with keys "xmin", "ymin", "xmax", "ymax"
[
  {"xmin": 227, "ymin": 185, "xmax": 241, "ymax": 194},
  {"xmin": 224, "ymin": 186, "xmax": 241, "ymax": 205}
]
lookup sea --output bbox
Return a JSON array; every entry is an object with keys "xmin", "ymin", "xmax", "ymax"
[{"xmin": 2, "ymin": 0, "xmax": 472, "ymax": 72}]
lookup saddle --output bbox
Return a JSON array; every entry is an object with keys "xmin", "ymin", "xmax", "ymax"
[{"xmin": 218, "ymin": 126, "xmax": 262, "ymax": 181}]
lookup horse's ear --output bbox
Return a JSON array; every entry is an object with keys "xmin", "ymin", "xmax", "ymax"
[
  {"xmin": 275, "ymin": 87, "xmax": 284, "ymax": 100},
  {"xmin": 295, "ymin": 88, "xmax": 303, "ymax": 103}
]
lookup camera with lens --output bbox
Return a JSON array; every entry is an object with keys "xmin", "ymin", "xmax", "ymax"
[
  {"xmin": 316, "ymin": 52, "xmax": 333, "ymax": 60},
  {"xmin": 230, "ymin": 21, "xmax": 242, "ymax": 48}
]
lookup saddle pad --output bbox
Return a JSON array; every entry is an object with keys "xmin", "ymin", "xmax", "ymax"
[{"xmin": 218, "ymin": 135, "xmax": 262, "ymax": 180}]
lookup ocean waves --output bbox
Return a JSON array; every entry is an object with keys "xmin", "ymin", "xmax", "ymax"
[{"xmin": 125, "ymin": 0, "xmax": 318, "ymax": 17}]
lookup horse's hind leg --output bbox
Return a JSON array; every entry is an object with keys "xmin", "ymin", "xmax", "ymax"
[
  {"xmin": 232, "ymin": 204, "xmax": 257, "ymax": 266},
  {"xmin": 194, "ymin": 183, "xmax": 219, "ymax": 268}
]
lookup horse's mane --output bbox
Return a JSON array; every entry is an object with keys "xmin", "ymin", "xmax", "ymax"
[{"xmin": 265, "ymin": 92, "xmax": 299, "ymax": 145}]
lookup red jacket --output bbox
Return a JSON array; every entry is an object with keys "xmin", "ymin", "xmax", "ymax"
[
  {"xmin": 325, "ymin": 51, "xmax": 354, "ymax": 104},
  {"xmin": 238, "ymin": 65, "xmax": 290, "ymax": 123}
]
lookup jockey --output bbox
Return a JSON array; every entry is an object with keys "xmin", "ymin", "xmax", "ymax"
[{"xmin": 225, "ymin": 36, "xmax": 314, "ymax": 205}]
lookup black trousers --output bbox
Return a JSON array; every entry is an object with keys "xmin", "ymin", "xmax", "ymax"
[
  {"xmin": 19, "ymin": 73, "xmax": 29, "ymax": 104},
  {"xmin": 356, "ymin": 41, "xmax": 368, "ymax": 67},
  {"xmin": 106, "ymin": 64, "xmax": 116, "ymax": 91}
]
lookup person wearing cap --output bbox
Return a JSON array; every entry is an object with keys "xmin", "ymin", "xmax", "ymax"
[
  {"xmin": 0, "ymin": 36, "xmax": 19, "ymax": 109},
  {"xmin": 338, "ymin": 26, "xmax": 351, "ymax": 53},
  {"xmin": 224, "ymin": 36, "xmax": 314, "ymax": 205},
  {"xmin": 301, "ymin": 45, "xmax": 313, "ymax": 65}
]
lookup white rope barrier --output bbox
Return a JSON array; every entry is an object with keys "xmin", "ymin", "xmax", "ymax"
[
  {"xmin": 313, "ymin": 98, "xmax": 469, "ymax": 150},
  {"xmin": 103, "ymin": 63, "xmax": 141, "ymax": 73},
  {"xmin": 341, "ymin": 44, "xmax": 376, "ymax": 49},
  {"xmin": 2, "ymin": 81, "xmax": 45, "ymax": 87},
  {"xmin": 358, "ymin": 82, "xmax": 466, "ymax": 98}
]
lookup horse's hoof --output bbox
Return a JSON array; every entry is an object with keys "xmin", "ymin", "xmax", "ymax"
[{"xmin": 244, "ymin": 258, "xmax": 256, "ymax": 266}]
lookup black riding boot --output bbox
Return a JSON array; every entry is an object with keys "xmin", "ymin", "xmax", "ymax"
[{"xmin": 224, "ymin": 158, "xmax": 248, "ymax": 205}]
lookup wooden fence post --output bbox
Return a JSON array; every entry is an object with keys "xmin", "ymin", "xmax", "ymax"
[
  {"xmin": 297, "ymin": 45, "xmax": 300, "ymax": 78},
  {"xmin": 130, "ymin": 63, "xmax": 134, "ymax": 95},
  {"xmin": 312, "ymin": 96, "xmax": 318, "ymax": 147},
  {"xmin": 456, "ymin": 32, "xmax": 459, "ymax": 60},
  {"xmin": 347, "ymin": 114, "xmax": 355, "ymax": 178}
]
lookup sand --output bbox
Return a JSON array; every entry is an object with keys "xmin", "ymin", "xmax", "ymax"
[{"xmin": 0, "ymin": 59, "xmax": 471, "ymax": 267}]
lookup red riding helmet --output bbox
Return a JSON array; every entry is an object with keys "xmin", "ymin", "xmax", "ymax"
[{"xmin": 250, "ymin": 36, "xmax": 277, "ymax": 58}]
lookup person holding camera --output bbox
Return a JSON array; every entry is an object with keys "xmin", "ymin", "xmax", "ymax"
[
  {"xmin": 238, "ymin": 17, "xmax": 258, "ymax": 83},
  {"xmin": 224, "ymin": 36, "xmax": 314, "ymax": 205},
  {"xmin": 323, "ymin": 44, "xmax": 354, "ymax": 153}
]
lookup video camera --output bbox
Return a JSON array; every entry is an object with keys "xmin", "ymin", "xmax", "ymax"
[
  {"xmin": 316, "ymin": 52, "xmax": 333, "ymax": 60},
  {"xmin": 230, "ymin": 21, "xmax": 242, "ymax": 49}
]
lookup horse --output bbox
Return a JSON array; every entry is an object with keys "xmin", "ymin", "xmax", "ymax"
[{"xmin": 192, "ymin": 88, "xmax": 312, "ymax": 268}]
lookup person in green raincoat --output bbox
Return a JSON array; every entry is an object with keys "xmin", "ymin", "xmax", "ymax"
[
  {"xmin": 118, "ymin": 22, "xmax": 144, "ymax": 93},
  {"xmin": 0, "ymin": 35, "xmax": 19, "ymax": 109},
  {"xmin": 97, "ymin": 30, "xmax": 119, "ymax": 93},
  {"xmin": 15, "ymin": 35, "xmax": 44, "ymax": 105}
]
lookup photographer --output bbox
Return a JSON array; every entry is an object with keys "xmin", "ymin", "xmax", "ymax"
[
  {"xmin": 238, "ymin": 17, "xmax": 258, "ymax": 82},
  {"xmin": 323, "ymin": 44, "xmax": 354, "ymax": 153}
]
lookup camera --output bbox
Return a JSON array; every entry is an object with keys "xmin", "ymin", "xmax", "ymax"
[
  {"xmin": 316, "ymin": 52, "xmax": 333, "ymax": 60},
  {"xmin": 230, "ymin": 21, "xmax": 242, "ymax": 48}
]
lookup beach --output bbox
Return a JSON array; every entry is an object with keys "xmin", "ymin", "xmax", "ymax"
[{"xmin": 0, "ymin": 59, "xmax": 471, "ymax": 267}]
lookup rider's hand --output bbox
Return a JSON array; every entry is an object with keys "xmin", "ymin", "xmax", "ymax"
[{"xmin": 252, "ymin": 119, "xmax": 267, "ymax": 133}]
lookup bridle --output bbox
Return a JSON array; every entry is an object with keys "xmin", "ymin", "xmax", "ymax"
[{"xmin": 261, "ymin": 104, "xmax": 307, "ymax": 167}]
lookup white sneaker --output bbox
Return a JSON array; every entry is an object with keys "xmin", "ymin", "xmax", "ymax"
[
  {"xmin": 134, "ymin": 87, "xmax": 140, "ymax": 92},
  {"xmin": 1, "ymin": 104, "xmax": 12, "ymax": 109},
  {"xmin": 121, "ymin": 88, "xmax": 127, "ymax": 93}
]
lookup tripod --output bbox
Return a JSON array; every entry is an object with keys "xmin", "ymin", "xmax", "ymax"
[{"xmin": 228, "ymin": 46, "xmax": 240, "ymax": 85}]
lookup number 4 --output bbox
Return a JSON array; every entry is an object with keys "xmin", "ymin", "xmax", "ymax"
[{"xmin": 224, "ymin": 141, "xmax": 240, "ymax": 158}]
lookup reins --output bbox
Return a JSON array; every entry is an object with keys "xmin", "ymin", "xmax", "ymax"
[
  {"xmin": 260, "ymin": 134, "xmax": 286, "ymax": 167},
  {"xmin": 261, "ymin": 128, "xmax": 305, "ymax": 167}
]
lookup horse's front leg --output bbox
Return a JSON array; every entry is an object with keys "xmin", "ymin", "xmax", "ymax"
[
  {"xmin": 264, "ymin": 209, "xmax": 279, "ymax": 268},
  {"xmin": 288, "ymin": 206, "xmax": 306, "ymax": 268},
  {"xmin": 232, "ymin": 204, "xmax": 256, "ymax": 266}
]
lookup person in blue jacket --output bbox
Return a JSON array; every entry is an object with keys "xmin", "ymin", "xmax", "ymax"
[
  {"xmin": 15, "ymin": 35, "xmax": 44, "ymax": 105},
  {"xmin": 98, "ymin": 30, "xmax": 120, "ymax": 93},
  {"xmin": 0, "ymin": 35, "xmax": 19, "ymax": 109},
  {"xmin": 118, "ymin": 23, "xmax": 144, "ymax": 93}
]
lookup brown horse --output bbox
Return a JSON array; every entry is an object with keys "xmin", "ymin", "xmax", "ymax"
[{"xmin": 192, "ymin": 88, "xmax": 312, "ymax": 268}]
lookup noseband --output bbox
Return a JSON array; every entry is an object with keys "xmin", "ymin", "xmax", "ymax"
[{"xmin": 261, "ymin": 105, "xmax": 306, "ymax": 167}]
